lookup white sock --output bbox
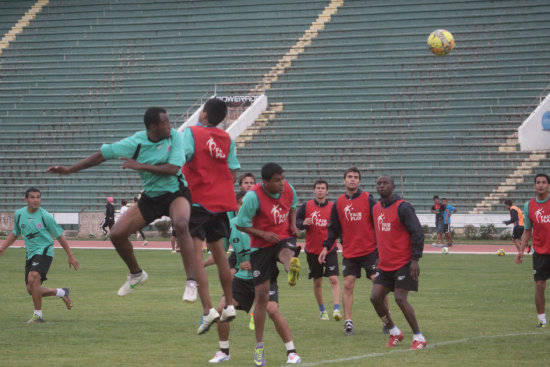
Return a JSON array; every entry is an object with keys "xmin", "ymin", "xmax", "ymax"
[
  {"xmin": 219, "ymin": 340, "xmax": 229, "ymax": 349},
  {"xmin": 413, "ymin": 333, "xmax": 426, "ymax": 342},
  {"xmin": 56, "ymin": 288, "xmax": 66, "ymax": 297},
  {"xmin": 389, "ymin": 326, "xmax": 401, "ymax": 336},
  {"xmin": 284, "ymin": 341, "xmax": 295, "ymax": 351},
  {"xmin": 34, "ymin": 310, "xmax": 43, "ymax": 318},
  {"xmin": 538, "ymin": 313, "xmax": 546, "ymax": 323}
]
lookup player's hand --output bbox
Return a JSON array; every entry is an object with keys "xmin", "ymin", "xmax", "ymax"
[
  {"xmin": 302, "ymin": 218, "xmax": 313, "ymax": 226},
  {"xmin": 68, "ymin": 255, "xmax": 80, "ymax": 270},
  {"xmin": 318, "ymin": 247, "xmax": 328, "ymax": 264},
  {"xmin": 515, "ymin": 253, "xmax": 524, "ymax": 264},
  {"xmin": 262, "ymin": 231, "xmax": 280, "ymax": 243},
  {"xmin": 290, "ymin": 225, "xmax": 300, "ymax": 237},
  {"xmin": 240, "ymin": 261, "xmax": 252, "ymax": 271},
  {"xmin": 119, "ymin": 157, "xmax": 141, "ymax": 170},
  {"xmin": 410, "ymin": 260, "xmax": 420, "ymax": 281},
  {"xmin": 46, "ymin": 166, "xmax": 71, "ymax": 175}
]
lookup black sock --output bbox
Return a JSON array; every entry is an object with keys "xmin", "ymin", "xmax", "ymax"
[
  {"xmin": 221, "ymin": 348, "xmax": 229, "ymax": 355},
  {"xmin": 287, "ymin": 349, "xmax": 296, "ymax": 355}
]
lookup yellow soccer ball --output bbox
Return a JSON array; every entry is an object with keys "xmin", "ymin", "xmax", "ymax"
[
  {"xmin": 428, "ymin": 29, "xmax": 455, "ymax": 56},
  {"xmin": 497, "ymin": 249, "xmax": 506, "ymax": 256}
]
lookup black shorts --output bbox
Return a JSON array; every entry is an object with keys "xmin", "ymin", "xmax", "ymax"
[
  {"xmin": 513, "ymin": 226, "xmax": 524, "ymax": 240},
  {"xmin": 228, "ymin": 251, "xmax": 237, "ymax": 270},
  {"xmin": 443, "ymin": 224, "xmax": 451, "ymax": 234},
  {"xmin": 342, "ymin": 250, "xmax": 378, "ymax": 279},
  {"xmin": 250, "ymin": 238, "xmax": 297, "ymax": 285},
  {"xmin": 138, "ymin": 185, "xmax": 192, "ymax": 225},
  {"xmin": 307, "ymin": 250, "xmax": 339, "ymax": 279},
  {"xmin": 533, "ymin": 252, "xmax": 550, "ymax": 282},
  {"xmin": 25, "ymin": 255, "xmax": 53, "ymax": 285},
  {"xmin": 373, "ymin": 262, "xmax": 418, "ymax": 292},
  {"xmin": 232, "ymin": 276, "xmax": 279, "ymax": 313},
  {"xmin": 189, "ymin": 206, "xmax": 230, "ymax": 243}
]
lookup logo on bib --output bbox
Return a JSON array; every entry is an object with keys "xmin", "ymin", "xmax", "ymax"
[
  {"xmin": 377, "ymin": 213, "xmax": 391, "ymax": 232},
  {"xmin": 343, "ymin": 204, "xmax": 362, "ymax": 222},
  {"xmin": 535, "ymin": 208, "xmax": 550, "ymax": 224},
  {"xmin": 311, "ymin": 210, "xmax": 328, "ymax": 227},
  {"xmin": 271, "ymin": 204, "xmax": 289, "ymax": 224},
  {"xmin": 206, "ymin": 137, "xmax": 226, "ymax": 159}
]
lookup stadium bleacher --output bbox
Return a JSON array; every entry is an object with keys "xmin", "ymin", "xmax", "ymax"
[{"xmin": 0, "ymin": 0, "xmax": 549, "ymax": 214}]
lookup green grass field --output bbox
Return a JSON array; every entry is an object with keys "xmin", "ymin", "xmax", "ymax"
[{"xmin": 1, "ymin": 248, "xmax": 549, "ymax": 367}]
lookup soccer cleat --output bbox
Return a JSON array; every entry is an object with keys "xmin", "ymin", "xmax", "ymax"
[
  {"xmin": 410, "ymin": 340, "xmax": 427, "ymax": 350},
  {"xmin": 183, "ymin": 280, "xmax": 198, "ymax": 303},
  {"xmin": 209, "ymin": 351, "xmax": 230, "ymax": 363},
  {"xmin": 117, "ymin": 270, "xmax": 148, "ymax": 296},
  {"xmin": 220, "ymin": 305, "xmax": 236, "ymax": 322},
  {"xmin": 386, "ymin": 332, "xmax": 404, "ymax": 347},
  {"xmin": 253, "ymin": 346, "xmax": 265, "ymax": 367},
  {"xmin": 197, "ymin": 308, "xmax": 220, "ymax": 335},
  {"xmin": 62, "ymin": 287, "xmax": 72, "ymax": 309},
  {"xmin": 286, "ymin": 352, "xmax": 301, "ymax": 364},
  {"xmin": 288, "ymin": 257, "xmax": 300, "ymax": 286},
  {"xmin": 249, "ymin": 314, "xmax": 255, "ymax": 331},
  {"xmin": 344, "ymin": 321, "xmax": 354, "ymax": 336},
  {"xmin": 320, "ymin": 311, "xmax": 329, "ymax": 320},
  {"xmin": 27, "ymin": 314, "xmax": 44, "ymax": 324},
  {"xmin": 333, "ymin": 309, "xmax": 341, "ymax": 321},
  {"xmin": 538, "ymin": 320, "xmax": 547, "ymax": 328},
  {"xmin": 431, "ymin": 243, "xmax": 439, "ymax": 248},
  {"xmin": 142, "ymin": 240, "xmax": 148, "ymax": 246},
  {"xmin": 446, "ymin": 243, "xmax": 454, "ymax": 247}
]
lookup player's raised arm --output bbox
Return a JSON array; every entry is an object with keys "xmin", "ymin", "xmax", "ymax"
[{"xmin": 46, "ymin": 151, "xmax": 105, "ymax": 175}]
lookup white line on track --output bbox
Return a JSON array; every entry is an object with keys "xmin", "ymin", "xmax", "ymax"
[{"xmin": 294, "ymin": 331, "xmax": 549, "ymax": 367}]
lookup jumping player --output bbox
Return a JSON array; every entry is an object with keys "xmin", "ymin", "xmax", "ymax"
[
  {"xmin": 208, "ymin": 191, "xmax": 299, "ymax": 364},
  {"xmin": 296, "ymin": 179, "xmax": 341, "ymax": 321},
  {"xmin": 0, "ymin": 187, "xmax": 80, "ymax": 323},
  {"xmin": 46, "ymin": 107, "xmax": 197, "ymax": 299},
  {"xmin": 319, "ymin": 167, "xmax": 386, "ymax": 336},
  {"xmin": 235, "ymin": 162, "xmax": 301, "ymax": 366},
  {"xmin": 370, "ymin": 175, "xmax": 427, "ymax": 349},
  {"xmin": 516, "ymin": 173, "xmax": 550, "ymax": 328},
  {"xmin": 503, "ymin": 199, "xmax": 527, "ymax": 253},
  {"xmin": 182, "ymin": 98, "xmax": 239, "ymax": 334}
]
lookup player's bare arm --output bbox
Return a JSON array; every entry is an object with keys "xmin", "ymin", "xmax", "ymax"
[
  {"xmin": 0, "ymin": 233, "xmax": 17, "ymax": 257},
  {"xmin": 57, "ymin": 234, "xmax": 80, "ymax": 270},
  {"xmin": 236, "ymin": 225, "xmax": 280, "ymax": 243},
  {"xmin": 119, "ymin": 158, "xmax": 180, "ymax": 175},
  {"xmin": 46, "ymin": 151, "xmax": 105, "ymax": 175},
  {"xmin": 289, "ymin": 208, "xmax": 299, "ymax": 237},
  {"xmin": 516, "ymin": 229, "xmax": 532, "ymax": 264}
]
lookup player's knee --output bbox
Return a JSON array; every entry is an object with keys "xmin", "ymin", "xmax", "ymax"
[
  {"xmin": 266, "ymin": 302, "xmax": 279, "ymax": 318},
  {"xmin": 343, "ymin": 279, "xmax": 354, "ymax": 290},
  {"xmin": 255, "ymin": 289, "xmax": 269, "ymax": 303},
  {"xmin": 172, "ymin": 219, "xmax": 190, "ymax": 237},
  {"xmin": 394, "ymin": 293, "xmax": 408, "ymax": 308},
  {"xmin": 329, "ymin": 276, "xmax": 339, "ymax": 287}
]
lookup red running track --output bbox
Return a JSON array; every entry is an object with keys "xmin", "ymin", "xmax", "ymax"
[{"xmin": 6, "ymin": 240, "xmax": 520, "ymax": 255}]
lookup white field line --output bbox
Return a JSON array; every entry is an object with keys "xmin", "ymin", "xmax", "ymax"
[{"xmin": 295, "ymin": 331, "xmax": 549, "ymax": 367}]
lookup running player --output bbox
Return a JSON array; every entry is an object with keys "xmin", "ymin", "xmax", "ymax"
[
  {"xmin": 46, "ymin": 107, "xmax": 197, "ymax": 299},
  {"xmin": 370, "ymin": 175, "xmax": 427, "ymax": 349},
  {"xmin": 235, "ymin": 162, "xmax": 301, "ymax": 366},
  {"xmin": 208, "ymin": 191, "xmax": 300, "ymax": 364},
  {"xmin": 182, "ymin": 98, "xmax": 239, "ymax": 334},
  {"xmin": 516, "ymin": 173, "xmax": 550, "ymax": 328},
  {"xmin": 296, "ymin": 179, "xmax": 341, "ymax": 321},
  {"xmin": 503, "ymin": 199, "xmax": 527, "ymax": 253},
  {"xmin": 0, "ymin": 187, "xmax": 80, "ymax": 323},
  {"xmin": 319, "ymin": 167, "xmax": 386, "ymax": 336}
]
